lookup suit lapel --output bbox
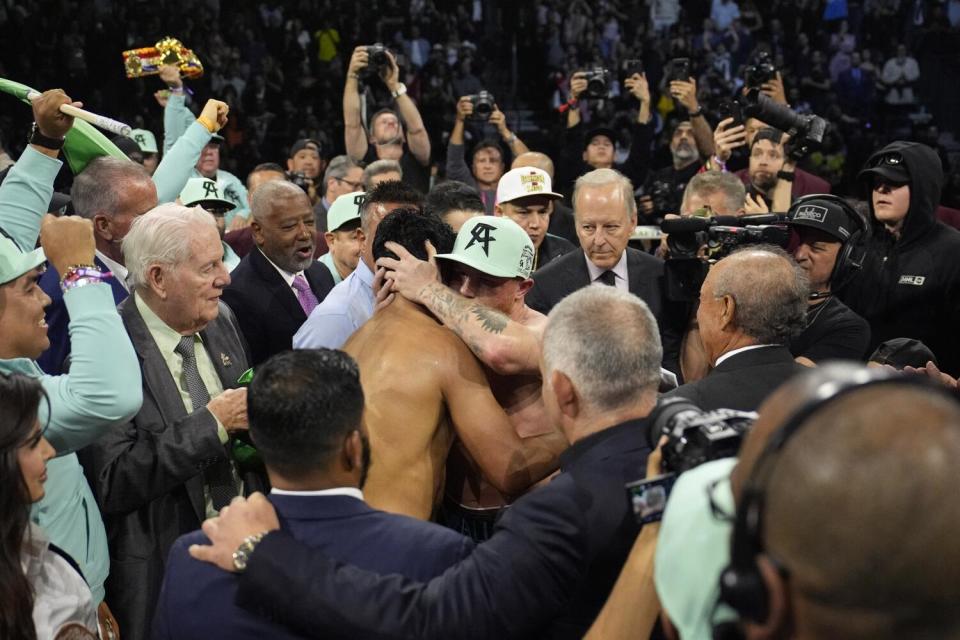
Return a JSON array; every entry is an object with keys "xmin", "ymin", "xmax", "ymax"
[
  {"xmin": 568, "ymin": 250, "xmax": 592, "ymax": 294},
  {"xmin": 625, "ymin": 248, "xmax": 643, "ymax": 295},
  {"xmin": 199, "ymin": 307, "xmax": 246, "ymax": 390},
  {"xmin": 250, "ymin": 248, "xmax": 307, "ymax": 324}
]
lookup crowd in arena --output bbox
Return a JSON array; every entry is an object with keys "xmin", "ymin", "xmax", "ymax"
[{"xmin": 1, "ymin": 1, "xmax": 960, "ymax": 639}]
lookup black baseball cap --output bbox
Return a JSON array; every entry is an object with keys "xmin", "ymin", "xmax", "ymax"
[
  {"xmin": 858, "ymin": 151, "xmax": 910, "ymax": 185},
  {"xmin": 584, "ymin": 126, "xmax": 618, "ymax": 150},
  {"xmin": 869, "ymin": 338, "xmax": 938, "ymax": 369},
  {"xmin": 289, "ymin": 138, "xmax": 324, "ymax": 158},
  {"xmin": 786, "ymin": 196, "xmax": 857, "ymax": 242}
]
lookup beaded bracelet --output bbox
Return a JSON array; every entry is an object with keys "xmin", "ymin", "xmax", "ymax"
[{"xmin": 60, "ymin": 266, "xmax": 112, "ymax": 293}]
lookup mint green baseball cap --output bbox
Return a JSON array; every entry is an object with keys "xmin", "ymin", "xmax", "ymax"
[
  {"xmin": 130, "ymin": 128, "xmax": 159, "ymax": 154},
  {"xmin": 0, "ymin": 235, "xmax": 45, "ymax": 285},
  {"xmin": 435, "ymin": 216, "xmax": 535, "ymax": 279},
  {"xmin": 655, "ymin": 457, "xmax": 739, "ymax": 639},
  {"xmin": 327, "ymin": 191, "xmax": 366, "ymax": 232},
  {"xmin": 180, "ymin": 177, "xmax": 236, "ymax": 213}
]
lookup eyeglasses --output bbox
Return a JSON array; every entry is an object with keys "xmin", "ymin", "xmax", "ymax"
[{"xmin": 335, "ymin": 177, "xmax": 363, "ymax": 190}]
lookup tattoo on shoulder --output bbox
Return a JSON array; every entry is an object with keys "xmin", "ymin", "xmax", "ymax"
[{"xmin": 471, "ymin": 305, "xmax": 508, "ymax": 334}]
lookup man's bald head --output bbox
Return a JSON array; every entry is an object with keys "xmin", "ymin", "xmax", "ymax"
[
  {"xmin": 512, "ymin": 152, "xmax": 555, "ymax": 180},
  {"xmin": 697, "ymin": 247, "xmax": 808, "ymax": 364},
  {"xmin": 733, "ymin": 367, "xmax": 960, "ymax": 639},
  {"xmin": 251, "ymin": 180, "xmax": 310, "ymax": 222}
]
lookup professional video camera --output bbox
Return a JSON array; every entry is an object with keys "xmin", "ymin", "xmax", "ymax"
[
  {"xmin": 744, "ymin": 51, "xmax": 777, "ymax": 89},
  {"xmin": 466, "ymin": 90, "xmax": 495, "ymax": 120},
  {"xmin": 626, "ymin": 398, "xmax": 757, "ymax": 523},
  {"xmin": 580, "ymin": 67, "xmax": 611, "ymax": 99},
  {"xmin": 363, "ymin": 43, "xmax": 392, "ymax": 78},
  {"xmin": 660, "ymin": 213, "xmax": 791, "ymax": 302}
]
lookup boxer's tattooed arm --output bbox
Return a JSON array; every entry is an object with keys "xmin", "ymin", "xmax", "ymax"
[{"xmin": 471, "ymin": 306, "xmax": 508, "ymax": 334}]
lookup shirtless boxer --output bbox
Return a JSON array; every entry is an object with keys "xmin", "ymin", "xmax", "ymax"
[
  {"xmin": 377, "ymin": 216, "xmax": 554, "ymax": 539},
  {"xmin": 346, "ymin": 211, "xmax": 565, "ymax": 521}
]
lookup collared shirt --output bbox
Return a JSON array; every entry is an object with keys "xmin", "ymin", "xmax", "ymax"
[
  {"xmin": 96, "ymin": 249, "xmax": 129, "ymax": 291},
  {"xmin": 714, "ymin": 344, "xmax": 779, "ymax": 367},
  {"xmin": 585, "ymin": 249, "xmax": 629, "ymax": 292},
  {"xmin": 318, "ymin": 251, "xmax": 345, "ymax": 285},
  {"xmin": 271, "ymin": 487, "xmax": 364, "ymax": 500},
  {"xmin": 258, "ymin": 248, "xmax": 305, "ymax": 292},
  {"xmin": 293, "ymin": 259, "xmax": 375, "ymax": 349}
]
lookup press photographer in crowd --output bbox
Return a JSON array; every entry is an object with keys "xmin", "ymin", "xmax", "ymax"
[
  {"xmin": 446, "ymin": 94, "xmax": 530, "ymax": 214},
  {"xmin": 344, "ymin": 45, "xmax": 431, "ymax": 193}
]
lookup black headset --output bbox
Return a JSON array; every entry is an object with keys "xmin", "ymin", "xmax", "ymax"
[
  {"xmin": 716, "ymin": 365, "xmax": 955, "ymax": 628},
  {"xmin": 789, "ymin": 193, "xmax": 870, "ymax": 293}
]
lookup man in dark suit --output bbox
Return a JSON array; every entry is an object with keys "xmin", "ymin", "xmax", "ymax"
[
  {"xmin": 525, "ymin": 168, "xmax": 683, "ymax": 373},
  {"xmin": 37, "ymin": 157, "xmax": 158, "ymax": 374},
  {"xmin": 662, "ymin": 246, "xmax": 808, "ymax": 411},
  {"xmin": 187, "ymin": 286, "xmax": 666, "ymax": 639},
  {"xmin": 222, "ymin": 180, "xmax": 335, "ymax": 366},
  {"xmin": 153, "ymin": 349, "xmax": 474, "ymax": 639},
  {"xmin": 81, "ymin": 204, "xmax": 262, "ymax": 640}
]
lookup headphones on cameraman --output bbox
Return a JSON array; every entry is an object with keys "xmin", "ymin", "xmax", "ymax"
[
  {"xmin": 788, "ymin": 194, "xmax": 870, "ymax": 294},
  {"xmin": 716, "ymin": 365, "xmax": 955, "ymax": 629}
]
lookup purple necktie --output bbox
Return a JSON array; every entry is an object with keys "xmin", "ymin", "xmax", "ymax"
[{"xmin": 292, "ymin": 274, "xmax": 320, "ymax": 316}]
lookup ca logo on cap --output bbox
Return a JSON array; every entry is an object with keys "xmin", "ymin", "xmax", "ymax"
[
  {"xmin": 203, "ymin": 181, "xmax": 220, "ymax": 198},
  {"xmin": 465, "ymin": 222, "xmax": 497, "ymax": 256},
  {"xmin": 518, "ymin": 245, "xmax": 534, "ymax": 277},
  {"xmin": 134, "ymin": 133, "xmax": 146, "ymax": 146}
]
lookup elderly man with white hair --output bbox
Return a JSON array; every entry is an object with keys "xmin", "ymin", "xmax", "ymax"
[{"xmin": 81, "ymin": 203, "xmax": 263, "ymax": 640}]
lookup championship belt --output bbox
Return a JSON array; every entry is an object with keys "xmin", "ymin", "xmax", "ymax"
[{"xmin": 123, "ymin": 37, "xmax": 203, "ymax": 79}]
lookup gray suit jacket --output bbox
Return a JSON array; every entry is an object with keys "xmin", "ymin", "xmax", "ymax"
[{"xmin": 80, "ymin": 295, "xmax": 259, "ymax": 640}]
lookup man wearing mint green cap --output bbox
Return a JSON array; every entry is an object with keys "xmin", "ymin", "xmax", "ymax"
[
  {"xmin": 380, "ymin": 215, "xmax": 548, "ymax": 540},
  {"xmin": 180, "ymin": 177, "xmax": 241, "ymax": 271},
  {"xmin": 131, "ymin": 128, "xmax": 160, "ymax": 175},
  {"xmin": 655, "ymin": 458, "xmax": 738, "ymax": 639},
  {"xmin": 0, "ymin": 89, "xmax": 143, "ymax": 619},
  {"xmin": 319, "ymin": 190, "xmax": 364, "ymax": 284}
]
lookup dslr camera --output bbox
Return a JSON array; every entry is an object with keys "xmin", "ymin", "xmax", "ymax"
[
  {"xmin": 744, "ymin": 51, "xmax": 777, "ymax": 89},
  {"xmin": 740, "ymin": 89, "xmax": 829, "ymax": 161},
  {"xmin": 625, "ymin": 398, "xmax": 756, "ymax": 523},
  {"xmin": 579, "ymin": 67, "xmax": 611, "ymax": 99},
  {"xmin": 466, "ymin": 90, "xmax": 496, "ymax": 121},
  {"xmin": 363, "ymin": 43, "xmax": 392, "ymax": 77}
]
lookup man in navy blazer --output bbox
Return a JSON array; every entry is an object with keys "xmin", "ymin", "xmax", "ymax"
[
  {"xmin": 184, "ymin": 286, "xmax": 666, "ymax": 640},
  {"xmin": 38, "ymin": 157, "xmax": 158, "ymax": 374},
  {"xmin": 152, "ymin": 348, "xmax": 473, "ymax": 639},
  {"xmin": 221, "ymin": 181, "xmax": 335, "ymax": 366},
  {"xmin": 525, "ymin": 168, "xmax": 684, "ymax": 374}
]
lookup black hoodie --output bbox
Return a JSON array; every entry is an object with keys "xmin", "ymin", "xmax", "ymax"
[{"xmin": 838, "ymin": 141, "xmax": 960, "ymax": 375}]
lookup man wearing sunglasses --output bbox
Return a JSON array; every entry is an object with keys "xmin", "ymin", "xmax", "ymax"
[{"xmin": 839, "ymin": 142, "xmax": 960, "ymax": 376}]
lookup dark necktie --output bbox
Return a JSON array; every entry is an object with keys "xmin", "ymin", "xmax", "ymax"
[
  {"xmin": 174, "ymin": 336, "xmax": 237, "ymax": 511},
  {"xmin": 292, "ymin": 275, "xmax": 320, "ymax": 316},
  {"xmin": 598, "ymin": 270, "xmax": 617, "ymax": 287}
]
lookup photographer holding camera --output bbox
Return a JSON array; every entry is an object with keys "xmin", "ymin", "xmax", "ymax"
[
  {"xmin": 554, "ymin": 69, "xmax": 653, "ymax": 197},
  {"xmin": 446, "ymin": 95, "xmax": 530, "ymax": 214},
  {"xmin": 343, "ymin": 45, "xmax": 431, "ymax": 194}
]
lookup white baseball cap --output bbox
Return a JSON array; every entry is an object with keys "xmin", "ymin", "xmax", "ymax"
[
  {"xmin": 435, "ymin": 216, "xmax": 535, "ymax": 279},
  {"xmin": 327, "ymin": 191, "xmax": 366, "ymax": 232},
  {"xmin": 496, "ymin": 167, "xmax": 563, "ymax": 205},
  {"xmin": 0, "ymin": 235, "xmax": 45, "ymax": 286},
  {"xmin": 130, "ymin": 129, "xmax": 159, "ymax": 154},
  {"xmin": 179, "ymin": 177, "xmax": 236, "ymax": 213}
]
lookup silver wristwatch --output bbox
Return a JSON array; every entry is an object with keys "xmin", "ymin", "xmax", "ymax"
[{"xmin": 232, "ymin": 532, "xmax": 267, "ymax": 573}]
